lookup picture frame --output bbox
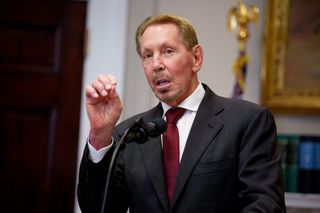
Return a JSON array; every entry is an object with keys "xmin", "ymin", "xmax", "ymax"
[{"xmin": 261, "ymin": 0, "xmax": 320, "ymax": 114}]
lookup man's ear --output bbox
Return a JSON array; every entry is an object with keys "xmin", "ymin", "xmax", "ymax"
[{"xmin": 192, "ymin": 45, "xmax": 203, "ymax": 72}]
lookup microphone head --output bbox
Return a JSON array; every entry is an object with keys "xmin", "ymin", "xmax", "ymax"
[
  {"xmin": 124, "ymin": 117, "xmax": 167, "ymax": 144},
  {"xmin": 145, "ymin": 117, "xmax": 167, "ymax": 138}
]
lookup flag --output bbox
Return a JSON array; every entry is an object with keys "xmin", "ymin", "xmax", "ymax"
[{"xmin": 232, "ymin": 50, "xmax": 249, "ymax": 99}]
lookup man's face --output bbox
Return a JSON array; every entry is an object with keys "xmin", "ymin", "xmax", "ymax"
[{"xmin": 139, "ymin": 23, "xmax": 202, "ymax": 106}]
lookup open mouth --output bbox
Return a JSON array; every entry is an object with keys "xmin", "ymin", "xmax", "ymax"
[
  {"xmin": 154, "ymin": 78, "xmax": 171, "ymax": 91},
  {"xmin": 156, "ymin": 79, "xmax": 170, "ymax": 86}
]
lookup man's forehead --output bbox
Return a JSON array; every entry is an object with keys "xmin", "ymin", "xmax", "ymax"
[
  {"xmin": 140, "ymin": 28, "xmax": 181, "ymax": 48},
  {"xmin": 144, "ymin": 23, "xmax": 179, "ymax": 34}
]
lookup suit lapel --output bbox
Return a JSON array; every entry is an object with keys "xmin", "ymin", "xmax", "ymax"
[
  {"xmin": 135, "ymin": 88, "xmax": 225, "ymax": 210},
  {"xmin": 171, "ymin": 88, "xmax": 225, "ymax": 207}
]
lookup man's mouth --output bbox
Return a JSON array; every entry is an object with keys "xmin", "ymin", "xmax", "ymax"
[
  {"xmin": 154, "ymin": 78, "xmax": 171, "ymax": 91},
  {"xmin": 156, "ymin": 79, "xmax": 170, "ymax": 86}
]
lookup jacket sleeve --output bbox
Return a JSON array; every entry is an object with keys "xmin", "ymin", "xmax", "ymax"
[
  {"xmin": 238, "ymin": 109, "xmax": 286, "ymax": 212},
  {"xmin": 77, "ymin": 140, "xmax": 129, "ymax": 213}
]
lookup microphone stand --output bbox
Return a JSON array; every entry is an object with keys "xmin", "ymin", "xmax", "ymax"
[{"xmin": 100, "ymin": 117, "xmax": 143, "ymax": 213}]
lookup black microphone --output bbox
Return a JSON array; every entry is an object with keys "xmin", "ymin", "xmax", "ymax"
[{"xmin": 125, "ymin": 117, "xmax": 167, "ymax": 143}]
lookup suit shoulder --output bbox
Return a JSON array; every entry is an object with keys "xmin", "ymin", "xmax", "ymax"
[
  {"xmin": 202, "ymin": 84, "xmax": 268, "ymax": 114},
  {"xmin": 210, "ymin": 93, "xmax": 273, "ymax": 119},
  {"xmin": 227, "ymin": 97, "xmax": 265, "ymax": 112}
]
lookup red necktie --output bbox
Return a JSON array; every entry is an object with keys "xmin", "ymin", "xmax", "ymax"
[{"xmin": 163, "ymin": 107, "xmax": 186, "ymax": 203}]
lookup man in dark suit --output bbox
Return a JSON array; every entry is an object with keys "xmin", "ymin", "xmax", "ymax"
[{"xmin": 77, "ymin": 14, "xmax": 286, "ymax": 213}]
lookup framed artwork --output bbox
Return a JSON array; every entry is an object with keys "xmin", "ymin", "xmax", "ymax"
[{"xmin": 261, "ymin": 0, "xmax": 320, "ymax": 114}]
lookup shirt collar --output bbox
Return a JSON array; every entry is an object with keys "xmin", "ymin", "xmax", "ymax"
[{"xmin": 161, "ymin": 83, "xmax": 205, "ymax": 116}]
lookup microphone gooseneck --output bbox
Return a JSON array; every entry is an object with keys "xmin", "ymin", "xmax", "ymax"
[{"xmin": 100, "ymin": 117, "xmax": 167, "ymax": 213}]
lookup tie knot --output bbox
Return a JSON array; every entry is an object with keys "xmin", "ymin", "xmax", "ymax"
[{"xmin": 165, "ymin": 107, "xmax": 186, "ymax": 124}]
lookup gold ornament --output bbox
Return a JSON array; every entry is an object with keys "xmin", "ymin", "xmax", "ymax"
[{"xmin": 227, "ymin": 0, "xmax": 259, "ymax": 51}]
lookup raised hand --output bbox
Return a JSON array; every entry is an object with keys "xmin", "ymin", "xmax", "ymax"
[{"xmin": 85, "ymin": 74, "xmax": 122, "ymax": 150}]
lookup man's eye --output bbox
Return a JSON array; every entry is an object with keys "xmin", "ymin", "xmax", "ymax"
[
  {"xmin": 164, "ymin": 49, "xmax": 173, "ymax": 55},
  {"xmin": 143, "ymin": 54, "xmax": 152, "ymax": 59}
]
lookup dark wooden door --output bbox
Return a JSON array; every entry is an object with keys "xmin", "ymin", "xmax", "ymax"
[{"xmin": 0, "ymin": 0, "xmax": 87, "ymax": 212}]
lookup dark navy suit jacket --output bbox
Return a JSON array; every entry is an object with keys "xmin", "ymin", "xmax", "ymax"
[{"xmin": 77, "ymin": 84, "xmax": 286, "ymax": 213}]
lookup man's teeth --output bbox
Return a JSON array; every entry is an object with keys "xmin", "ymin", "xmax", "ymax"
[{"xmin": 158, "ymin": 80, "xmax": 168, "ymax": 85}]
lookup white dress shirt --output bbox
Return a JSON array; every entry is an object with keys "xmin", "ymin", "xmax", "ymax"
[{"xmin": 88, "ymin": 83, "xmax": 205, "ymax": 163}]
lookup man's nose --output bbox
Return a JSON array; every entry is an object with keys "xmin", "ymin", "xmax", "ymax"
[{"xmin": 152, "ymin": 54, "xmax": 164, "ymax": 71}]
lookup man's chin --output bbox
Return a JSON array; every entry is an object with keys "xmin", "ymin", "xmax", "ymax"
[
  {"xmin": 155, "ymin": 92, "xmax": 172, "ymax": 103},
  {"xmin": 155, "ymin": 91, "xmax": 180, "ymax": 105}
]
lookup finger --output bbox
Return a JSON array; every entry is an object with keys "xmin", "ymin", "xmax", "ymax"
[
  {"xmin": 86, "ymin": 85, "xmax": 99, "ymax": 98},
  {"xmin": 98, "ymin": 74, "xmax": 117, "ymax": 91},
  {"xmin": 92, "ymin": 79, "xmax": 108, "ymax": 96},
  {"xmin": 106, "ymin": 74, "xmax": 117, "ymax": 85},
  {"xmin": 109, "ymin": 84, "xmax": 119, "ymax": 99}
]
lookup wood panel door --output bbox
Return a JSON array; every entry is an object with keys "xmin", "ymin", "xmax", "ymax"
[{"xmin": 0, "ymin": 0, "xmax": 87, "ymax": 212}]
